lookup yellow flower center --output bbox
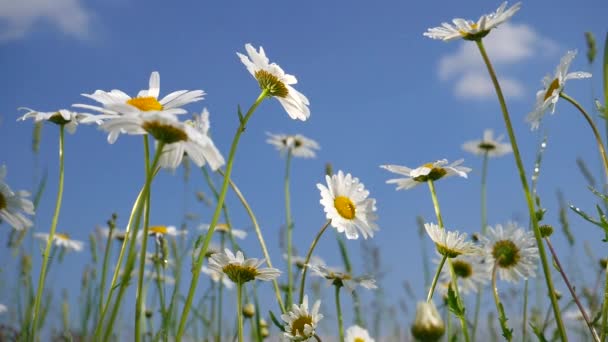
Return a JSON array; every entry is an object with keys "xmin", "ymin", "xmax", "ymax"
[
  {"xmin": 355, "ymin": 338, "xmax": 366, "ymax": 342},
  {"xmin": 55, "ymin": 233, "xmax": 70, "ymax": 241},
  {"xmin": 413, "ymin": 163, "xmax": 447, "ymax": 182},
  {"xmin": 452, "ymin": 260, "xmax": 473, "ymax": 278},
  {"xmin": 216, "ymin": 223, "xmax": 229, "ymax": 232},
  {"xmin": 290, "ymin": 314, "xmax": 313, "ymax": 337},
  {"xmin": 254, "ymin": 70, "xmax": 289, "ymax": 98},
  {"xmin": 149, "ymin": 226, "xmax": 168, "ymax": 235},
  {"xmin": 127, "ymin": 96, "xmax": 164, "ymax": 111},
  {"xmin": 0, "ymin": 192, "xmax": 6, "ymax": 210},
  {"xmin": 141, "ymin": 120, "xmax": 188, "ymax": 144},
  {"xmin": 435, "ymin": 244, "xmax": 462, "ymax": 258},
  {"xmin": 543, "ymin": 78, "xmax": 561, "ymax": 101},
  {"xmin": 222, "ymin": 264, "xmax": 259, "ymax": 284},
  {"xmin": 334, "ymin": 196, "xmax": 356, "ymax": 220}
]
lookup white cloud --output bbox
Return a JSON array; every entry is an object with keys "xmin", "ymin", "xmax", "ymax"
[
  {"xmin": 0, "ymin": 0, "xmax": 92, "ymax": 42},
  {"xmin": 436, "ymin": 22, "xmax": 558, "ymax": 100}
]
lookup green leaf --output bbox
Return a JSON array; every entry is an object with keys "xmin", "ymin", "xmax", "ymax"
[
  {"xmin": 268, "ymin": 310, "xmax": 285, "ymax": 332},
  {"xmin": 497, "ymin": 302, "xmax": 513, "ymax": 340},
  {"xmin": 529, "ymin": 322, "xmax": 548, "ymax": 342},
  {"xmin": 446, "ymin": 286, "xmax": 464, "ymax": 317}
]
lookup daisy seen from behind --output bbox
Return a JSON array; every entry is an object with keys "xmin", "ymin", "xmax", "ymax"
[
  {"xmin": 462, "ymin": 129, "xmax": 512, "ymax": 157},
  {"xmin": 199, "ymin": 223, "xmax": 248, "ymax": 240},
  {"xmin": 480, "ymin": 221, "xmax": 539, "ymax": 283},
  {"xmin": 281, "ymin": 294, "xmax": 323, "ymax": 341},
  {"xmin": 34, "ymin": 232, "xmax": 84, "ymax": 252},
  {"xmin": 526, "ymin": 50, "xmax": 592, "ymax": 130},
  {"xmin": 345, "ymin": 325, "xmax": 375, "ymax": 342},
  {"xmin": 18, "ymin": 108, "xmax": 99, "ymax": 134},
  {"xmin": 424, "ymin": 2, "xmax": 521, "ymax": 42},
  {"xmin": 425, "ymin": 223, "xmax": 480, "ymax": 258},
  {"xmin": 0, "ymin": 165, "xmax": 35, "ymax": 231},
  {"xmin": 317, "ymin": 170, "xmax": 378, "ymax": 240},
  {"xmin": 437, "ymin": 254, "xmax": 491, "ymax": 295},
  {"xmin": 238, "ymin": 43, "xmax": 310, "ymax": 121},
  {"xmin": 266, "ymin": 132, "xmax": 320, "ymax": 158},
  {"xmin": 208, "ymin": 248, "xmax": 280, "ymax": 284},
  {"xmin": 381, "ymin": 159, "xmax": 471, "ymax": 191},
  {"xmin": 309, "ymin": 264, "xmax": 377, "ymax": 292}
]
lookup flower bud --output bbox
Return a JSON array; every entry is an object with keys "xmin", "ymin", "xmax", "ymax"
[
  {"xmin": 243, "ymin": 303, "xmax": 255, "ymax": 318},
  {"xmin": 411, "ymin": 301, "xmax": 445, "ymax": 342}
]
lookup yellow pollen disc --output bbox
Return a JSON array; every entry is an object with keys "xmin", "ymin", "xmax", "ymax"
[
  {"xmin": 141, "ymin": 120, "xmax": 188, "ymax": 144},
  {"xmin": 0, "ymin": 192, "xmax": 6, "ymax": 210},
  {"xmin": 470, "ymin": 23, "xmax": 479, "ymax": 30},
  {"xmin": 216, "ymin": 223, "xmax": 229, "ymax": 232},
  {"xmin": 254, "ymin": 70, "xmax": 289, "ymax": 98},
  {"xmin": 149, "ymin": 226, "xmax": 168, "ymax": 235},
  {"xmin": 222, "ymin": 264, "xmax": 258, "ymax": 284},
  {"xmin": 55, "ymin": 233, "xmax": 70, "ymax": 241},
  {"xmin": 543, "ymin": 78, "xmax": 560, "ymax": 101},
  {"xmin": 291, "ymin": 315, "xmax": 313, "ymax": 336},
  {"xmin": 127, "ymin": 96, "xmax": 163, "ymax": 111},
  {"xmin": 423, "ymin": 163, "xmax": 434, "ymax": 168},
  {"xmin": 334, "ymin": 196, "xmax": 356, "ymax": 220},
  {"xmin": 355, "ymin": 338, "xmax": 365, "ymax": 342}
]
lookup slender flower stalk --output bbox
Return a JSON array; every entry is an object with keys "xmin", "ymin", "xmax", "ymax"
[
  {"xmin": 426, "ymin": 255, "xmax": 447, "ymax": 302},
  {"xmin": 31, "ymin": 124, "xmax": 65, "ymax": 340},
  {"xmin": 335, "ymin": 284, "xmax": 345, "ymax": 342},
  {"xmin": 98, "ymin": 217, "xmax": 116, "ymax": 323},
  {"xmin": 284, "ymin": 150, "xmax": 294, "ymax": 307},
  {"xmin": 427, "ymin": 181, "xmax": 444, "ymax": 228},
  {"xmin": 237, "ymin": 283, "xmax": 244, "ymax": 342},
  {"xmin": 544, "ymin": 235, "xmax": 600, "ymax": 342},
  {"xmin": 299, "ymin": 220, "xmax": 332, "ymax": 304},
  {"xmin": 473, "ymin": 151, "xmax": 489, "ymax": 341},
  {"xmin": 491, "ymin": 263, "xmax": 512, "ymax": 341},
  {"xmin": 176, "ymin": 90, "xmax": 269, "ymax": 340},
  {"xmin": 475, "ymin": 39, "xmax": 567, "ymax": 341}
]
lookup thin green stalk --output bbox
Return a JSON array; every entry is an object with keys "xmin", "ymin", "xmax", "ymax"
[
  {"xmin": 335, "ymin": 285, "xmax": 344, "ymax": 342},
  {"xmin": 135, "ymin": 141, "xmax": 165, "ymax": 342},
  {"xmin": 217, "ymin": 234, "xmax": 225, "ymax": 342},
  {"xmin": 176, "ymin": 90, "xmax": 269, "ymax": 340},
  {"xmin": 31, "ymin": 124, "xmax": 65, "ymax": 340},
  {"xmin": 492, "ymin": 263, "xmax": 512, "ymax": 341},
  {"xmin": 427, "ymin": 180, "xmax": 444, "ymax": 228},
  {"xmin": 237, "ymin": 283, "xmax": 244, "ymax": 342},
  {"xmin": 298, "ymin": 220, "xmax": 332, "ymax": 304},
  {"xmin": 220, "ymin": 170, "xmax": 285, "ymax": 313},
  {"xmin": 426, "ymin": 255, "xmax": 447, "ymax": 302},
  {"xmin": 285, "ymin": 150, "xmax": 294, "ymax": 308},
  {"xmin": 98, "ymin": 221, "xmax": 114, "ymax": 322},
  {"xmin": 152, "ymin": 239, "xmax": 167, "ymax": 338},
  {"xmin": 473, "ymin": 152, "xmax": 489, "ymax": 341},
  {"xmin": 523, "ymin": 280, "xmax": 528, "ymax": 342},
  {"xmin": 602, "ymin": 263, "xmax": 608, "ymax": 341},
  {"xmin": 475, "ymin": 39, "xmax": 567, "ymax": 341}
]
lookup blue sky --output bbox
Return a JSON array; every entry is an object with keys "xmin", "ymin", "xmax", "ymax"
[{"xmin": 1, "ymin": 0, "xmax": 608, "ymax": 338}]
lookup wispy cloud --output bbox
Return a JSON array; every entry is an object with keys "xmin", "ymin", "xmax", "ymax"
[
  {"xmin": 0, "ymin": 0, "xmax": 92, "ymax": 42},
  {"xmin": 436, "ymin": 22, "xmax": 557, "ymax": 100}
]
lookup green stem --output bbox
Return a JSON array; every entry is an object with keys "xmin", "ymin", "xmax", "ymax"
[
  {"xmin": 335, "ymin": 285, "xmax": 344, "ymax": 342},
  {"xmin": 217, "ymin": 234, "xmax": 225, "ymax": 342},
  {"xmin": 426, "ymin": 255, "xmax": 447, "ymax": 302},
  {"xmin": 492, "ymin": 263, "xmax": 512, "ymax": 341},
  {"xmin": 98, "ymin": 221, "xmax": 114, "ymax": 324},
  {"xmin": 31, "ymin": 124, "xmax": 65, "ymax": 340},
  {"xmin": 219, "ymin": 170, "xmax": 285, "ymax": 313},
  {"xmin": 237, "ymin": 283, "xmax": 244, "ymax": 342},
  {"xmin": 298, "ymin": 220, "xmax": 332, "ymax": 304},
  {"xmin": 522, "ymin": 279, "xmax": 528, "ymax": 342},
  {"xmin": 473, "ymin": 152, "xmax": 489, "ymax": 341},
  {"xmin": 602, "ymin": 262, "xmax": 608, "ymax": 341},
  {"xmin": 427, "ymin": 180, "xmax": 444, "ymax": 228},
  {"xmin": 176, "ymin": 90, "xmax": 269, "ymax": 340},
  {"xmin": 475, "ymin": 39, "xmax": 567, "ymax": 341},
  {"xmin": 285, "ymin": 150, "xmax": 294, "ymax": 308},
  {"xmin": 152, "ymin": 239, "xmax": 167, "ymax": 339}
]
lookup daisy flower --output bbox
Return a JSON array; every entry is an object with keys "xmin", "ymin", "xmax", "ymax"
[
  {"xmin": 437, "ymin": 254, "xmax": 491, "ymax": 295},
  {"xmin": 424, "ymin": 2, "xmax": 521, "ymax": 41},
  {"xmin": 238, "ymin": 43, "xmax": 310, "ymax": 121},
  {"xmin": 199, "ymin": 223, "xmax": 247, "ymax": 240},
  {"xmin": 345, "ymin": 325, "xmax": 375, "ymax": 342},
  {"xmin": 309, "ymin": 264, "xmax": 377, "ymax": 291},
  {"xmin": 201, "ymin": 265, "xmax": 234, "ymax": 289},
  {"xmin": 34, "ymin": 232, "xmax": 84, "ymax": 252},
  {"xmin": 425, "ymin": 223, "xmax": 480, "ymax": 258},
  {"xmin": 285, "ymin": 254, "xmax": 326, "ymax": 269},
  {"xmin": 411, "ymin": 301, "xmax": 445, "ymax": 342},
  {"xmin": 98, "ymin": 226, "xmax": 128, "ymax": 242},
  {"xmin": 266, "ymin": 132, "xmax": 320, "ymax": 158},
  {"xmin": 317, "ymin": 171, "xmax": 378, "ymax": 240},
  {"xmin": 208, "ymin": 249, "xmax": 280, "ymax": 284},
  {"xmin": 17, "ymin": 108, "xmax": 99, "ymax": 134},
  {"xmin": 462, "ymin": 129, "xmax": 512, "ymax": 157},
  {"xmin": 526, "ymin": 50, "xmax": 592, "ymax": 130},
  {"xmin": 75, "ymin": 71, "xmax": 204, "ymax": 118},
  {"xmin": 480, "ymin": 222, "xmax": 539, "ymax": 283},
  {"xmin": 159, "ymin": 108, "xmax": 225, "ymax": 170},
  {"xmin": 381, "ymin": 159, "xmax": 471, "ymax": 190},
  {"xmin": 139, "ymin": 225, "xmax": 186, "ymax": 241},
  {"xmin": 281, "ymin": 295, "xmax": 323, "ymax": 341},
  {"xmin": 0, "ymin": 165, "xmax": 35, "ymax": 231}
]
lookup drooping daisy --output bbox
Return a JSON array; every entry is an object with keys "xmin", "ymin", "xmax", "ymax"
[
  {"xmin": 345, "ymin": 325, "xmax": 375, "ymax": 342},
  {"xmin": 208, "ymin": 249, "xmax": 280, "ymax": 284},
  {"xmin": 285, "ymin": 254, "xmax": 326, "ymax": 269},
  {"xmin": 34, "ymin": 232, "xmax": 84, "ymax": 252},
  {"xmin": 159, "ymin": 108, "xmax": 225, "ymax": 170},
  {"xmin": 0, "ymin": 165, "xmax": 35, "ymax": 231},
  {"xmin": 425, "ymin": 223, "xmax": 480, "ymax": 258},
  {"xmin": 138, "ymin": 225, "xmax": 186, "ymax": 241},
  {"xmin": 199, "ymin": 223, "xmax": 247, "ymax": 240},
  {"xmin": 317, "ymin": 170, "xmax": 378, "ymax": 240},
  {"xmin": 281, "ymin": 295, "xmax": 323, "ymax": 341},
  {"xmin": 17, "ymin": 108, "xmax": 99, "ymax": 134},
  {"xmin": 526, "ymin": 50, "xmax": 592, "ymax": 130},
  {"xmin": 309, "ymin": 264, "xmax": 377, "ymax": 292},
  {"xmin": 437, "ymin": 254, "xmax": 492, "ymax": 295},
  {"xmin": 381, "ymin": 159, "xmax": 471, "ymax": 190},
  {"xmin": 201, "ymin": 265, "xmax": 234, "ymax": 289},
  {"xmin": 424, "ymin": 2, "xmax": 521, "ymax": 42},
  {"xmin": 238, "ymin": 43, "xmax": 310, "ymax": 121},
  {"xmin": 98, "ymin": 226, "xmax": 128, "ymax": 242},
  {"xmin": 480, "ymin": 222, "xmax": 539, "ymax": 283},
  {"xmin": 266, "ymin": 132, "xmax": 320, "ymax": 158},
  {"xmin": 462, "ymin": 129, "xmax": 512, "ymax": 157},
  {"xmin": 411, "ymin": 301, "xmax": 445, "ymax": 342},
  {"xmin": 74, "ymin": 71, "xmax": 204, "ymax": 119}
]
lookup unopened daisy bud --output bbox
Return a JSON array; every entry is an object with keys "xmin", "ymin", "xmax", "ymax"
[
  {"xmin": 145, "ymin": 309, "xmax": 153, "ymax": 319},
  {"xmin": 259, "ymin": 318, "xmax": 268, "ymax": 328},
  {"xmin": 599, "ymin": 258, "xmax": 608, "ymax": 269},
  {"xmin": 243, "ymin": 303, "xmax": 255, "ymax": 318},
  {"xmin": 411, "ymin": 301, "xmax": 445, "ymax": 342},
  {"xmin": 89, "ymin": 233, "xmax": 98, "ymax": 263},
  {"xmin": 20, "ymin": 254, "xmax": 32, "ymax": 276},
  {"xmin": 585, "ymin": 31, "xmax": 597, "ymax": 64},
  {"xmin": 260, "ymin": 326, "xmax": 269, "ymax": 338},
  {"xmin": 325, "ymin": 163, "xmax": 333, "ymax": 177},
  {"xmin": 553, "ymin": 290, "xmax": 563, "ymax": 301},
  {"xmin": 539, "ymin": 224, "xmax": 554, "ymax": 238}
]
